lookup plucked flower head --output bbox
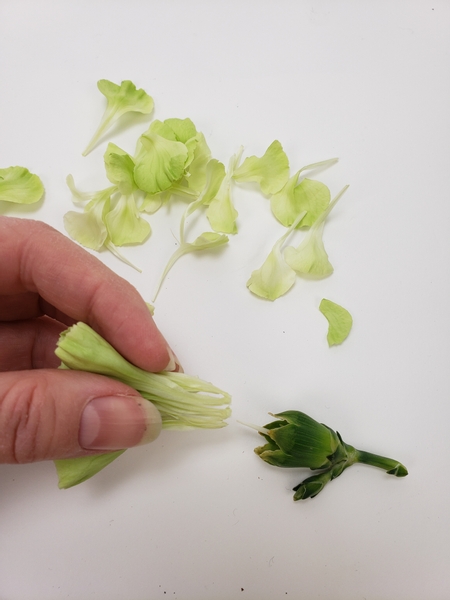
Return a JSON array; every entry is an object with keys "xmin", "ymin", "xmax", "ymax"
[{"xmin": 255, "ymin": 411, "xmax": 341, "ymax": 470}]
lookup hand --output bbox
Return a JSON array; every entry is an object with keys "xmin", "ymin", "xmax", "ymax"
[{"xmin": 0, "ymin": 217, "xmax": 178, "ymax": 464}]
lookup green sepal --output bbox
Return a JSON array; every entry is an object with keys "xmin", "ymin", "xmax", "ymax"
[{"xmin": 55, "ymin": 450, "xmax": 125, "ymax": 489}]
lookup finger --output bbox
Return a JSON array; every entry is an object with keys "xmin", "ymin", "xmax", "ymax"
[
  {"xmin": 0, "ymin": 369, "xmax": 162, "ymax": 464},
  {"xmin": 0, "ymin": 217, "xmax": 178, "ymax": 372},
  {"xmin": 0, "ymin": 292, "xmax": 75, "ymax": 326},
  {"xmin": 0, "ymin": 317, "xmax": 66, "ymax": 371}
]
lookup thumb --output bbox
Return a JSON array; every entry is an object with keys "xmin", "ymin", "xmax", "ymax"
[{"xmin": 0, "ymin": 369, "xmax": 162, "ymax": 464}]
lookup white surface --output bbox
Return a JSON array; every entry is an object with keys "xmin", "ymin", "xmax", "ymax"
[{"xmin": 1, "ymin": 1, "xmax": 449, "ymax": 599}]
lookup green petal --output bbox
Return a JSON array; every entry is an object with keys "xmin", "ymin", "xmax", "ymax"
[
  {"xmin": 104, "ymin": 143, "xmax": 136, "ymax": 195},
  {"xmin": 63, "ymin": 191, "xmax": 111, "ymax": 250},
  {"xmin": 0, "ymin": 166, "xmax": 44, "ymax": 204},
  {"xmin": 284, "ymin": 185, "xmax": 348, "ymax": 278},
  {"xmin": 319, "ymin": 298, "xmax": 353, "ymax": 346},
  {"xmin": 83, "ymin": 79, "xmax": 154, "ymax": 156},
  {"xmin": 163, "ymin": 118, "xmax": 198, "ymax": 144},
  {"xmin": 139, "ymin": 191, "xmax": 169, "ymax": 214},
  {"xmin": 97, "ymin": 79, "xmax": 154, "ymax": 116},
  {"xmin": 233, "ymin": 140, "xmax": 290, "ymax": 195},
  {"xmin": 293, "ymin": 179, "xmax": 330, "ymax": 228},
  {"xmin": 207, "ymin": 190, "xmax": 238, "ymax": 234},
  {"xmin": 105, "ymin": 194, "xmax": 150, "ymax": 246},
  {"xmin": 247, "ymin": 239, "xmax": 296, "ymax": 301},
  {"xmin": 269, "ymin": 171, "xmax": 301, "ymax": 227},
  {"xmin": 246, "ymin": 211, "xmax": 306, "ymax": 301},
  {"xmin": 134, "ymin": 131, "xmax": 188, "ymax": 194},
  {"xmin": 184, "ymin": 132, "xmax": 212, "ymax": 194},
  {"xmin": 64, "ymin": 210, "xmax": 108, "ymax": 250},
  {"xmin": 284, "ymin": 221, "xmax": 333, "ymax": 278},
  {"xmin": 206, "ymin": 149, "xmax": 241, "ymax": 233},
  {"xmin": 190, "ymin": 231, "xmax": 229, "ymax": 250}
]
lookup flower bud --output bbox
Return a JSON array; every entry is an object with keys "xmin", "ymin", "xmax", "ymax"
[
  {"xmin": 255, "ymin": 411, "xmax": 341, "ymax": 470},
  {"xmin": 250, "ymin": 410, "xmax": 408, "ymax": 502}
]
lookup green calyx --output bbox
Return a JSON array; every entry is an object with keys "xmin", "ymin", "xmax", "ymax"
[{"xmin": 253, "ymin": 410, "xmax": 408, "ymax": 501}]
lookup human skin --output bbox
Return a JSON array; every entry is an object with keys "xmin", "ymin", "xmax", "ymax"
[{"xmin": 0, "ymin": 216, "xmax": 179, "ymax": 464}]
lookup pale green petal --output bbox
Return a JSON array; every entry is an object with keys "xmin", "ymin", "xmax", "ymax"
[
  {"xmin": 269, "ymin": 170, "xmax": 301, "ymax": 227},
  {"xmin": 293, "ymin": 178, "xmax": 330, "ymax": 228},
  {"xmin": 207, "ymin": 191, "xmax": 238, "ymax": 234},
  {"xmin": 233, "ymin": 140, "xmax": 289, "ymax": 195},
  {"xmin": 247, "ymin": 241, "xmax": 296, "ymax": 301},
  {"xmin": 205, "ymin": 148, "xmax": 242, "ymax": 233},
  {"xmin": 139, "ymin": 190, "xmax": 169, "ymax": 214},
  {"xmin": 105, "ymin": 194, "xmax": 151, "ymax": 246},
  {"xmin": 163, "ymin": 118, "xmax": 197, "ymax": 144},
  {"xmin": 134, "ymin": 131, "xmax": 188, "ymax": 194},
  {"xmin": 184, "ymin": 132, "xmax": 212, "ymax": 194},
  {"xmin": 198, "ymin": 159, "xmax": 226, "ymax": 206},
  {"xmin": 270, "ymin": 158, "xmax": 337, "ymax": 227},
  {"xmin": 319, "ymin": 299, "xmax": 353, "ymax": 346},
  {"xmin": 148, "ymin": 119, "xmax": 177, "ymax": 140},
  {"xmin": 152, "ymin": 159, "xmax": 229, "ymax": 300},
  {"xmin": 66, "ymin": 175, "xmax": 115, "ymax": 206},
  {"xmin": 64, "ymin": 191, "xmax": 111, "ymax": 250},
  {"xmin": 190, "ymin": 231, "xmax": 228, "ymax": 250},
  {"xmin": 0, "ymin": 166, "xmax": 44, "ymax": 204},
  {"xmin": 64, "ymin": 209, "xmax": 108, "ymax": 250},
  {"xmin": 179, "ymin": 159, "xmax": 226, "ymax": 243},
  {"xmin": 104, "ymin": 143, "xmax": 136, "ymax": 195},
  {"xmin": 147, "ymin": 119, "xmax": 199, "ymax": 171},
  {"xmin": 153, "ymin": 231, "xmax": 228, "ymax": 301},
  {"xmin": 284, "ymin": 221, "xmax": 333, "ymax": 278},
  {"xmin": 83, "ymin": 79, "xmax": 154, "ymax": 156},
  {"xmin": 97, "ymin": 79, "xmax": 154, "ymax": 115},
  {"xmin": 247, "ymin": 211, "xmax": 306, "ymax": 301},
  {"xmin": 284, "ymin": 185, "xmax": 348, "ymax": 278}
]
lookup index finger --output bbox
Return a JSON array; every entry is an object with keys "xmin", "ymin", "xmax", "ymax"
[{"xmin": 0, "ymin": 217, "xmax": 173, "ymax": 372}]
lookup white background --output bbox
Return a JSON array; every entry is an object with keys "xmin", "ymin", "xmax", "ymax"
[{"xmin": 1, "ymin": 1, "xmax": 449, "ymax": 599}]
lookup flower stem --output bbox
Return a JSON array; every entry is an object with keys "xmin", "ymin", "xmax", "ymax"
[{"xmin": 354, "ymin": 449, "xmax": 408, "ymax": 477}]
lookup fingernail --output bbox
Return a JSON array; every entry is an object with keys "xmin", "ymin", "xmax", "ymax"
[
  {"xmin": 164, "ymin": 347, "xmax": 184, "ymax": 373},
  {"xmin": 79, "ymin": 395, "xmax": 162, "ymax": 450}
]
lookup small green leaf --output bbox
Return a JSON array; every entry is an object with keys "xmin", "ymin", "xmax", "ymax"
[
  {"xmin": 319, "ymin": 298, "xmax": 353, "ymax": 346},
  {"xmin": 0, "ymin": 166, "xmax": 44, "ymax": 204}
]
